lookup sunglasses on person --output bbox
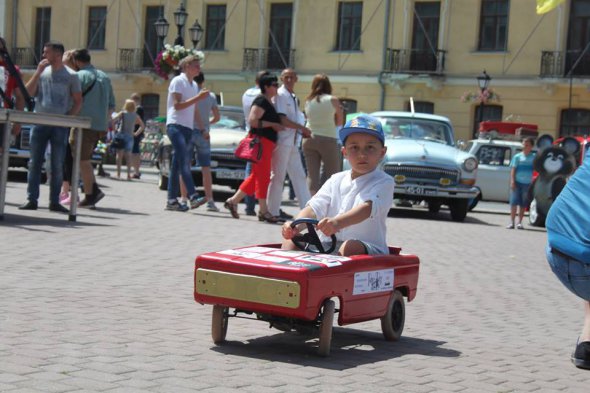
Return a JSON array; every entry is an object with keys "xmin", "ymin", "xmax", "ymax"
[{"xmin": 270, "ymin": 82, "xmax": 279, "ymax": 87}]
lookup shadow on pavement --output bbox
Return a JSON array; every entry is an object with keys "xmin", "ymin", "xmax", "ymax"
[
  {"xmin": 211, "ymin": 328, "xmax": 460, "ymax": 369},
  {"xmin": 388, "ymin": 207, "xmax": 494, "ymax": 226},
  {"xmin": 0, "ymin": 212, "xmax": 113, "ymax": 230}
]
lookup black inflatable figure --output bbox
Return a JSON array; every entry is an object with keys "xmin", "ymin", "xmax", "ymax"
[{"xmin": 529, "ymin": 135, "xmax": 577, "ymax": 227}]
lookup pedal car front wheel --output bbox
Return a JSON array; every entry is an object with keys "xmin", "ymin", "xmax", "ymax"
[
  {"xmin": 317, "ymin": 299, "xmax": 335, "ymax": 357},
  {"xmin": 212, "ymin": 305, "xmax": 229, "ymax": 344},
  {"xmin": 381, "ymin": 290, "xmax": 405, "ymax": 341}
]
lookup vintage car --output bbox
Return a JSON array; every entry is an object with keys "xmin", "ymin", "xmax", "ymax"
[
  {"xmin": 156, "ymin": 106, "xmax": 247, "ymax": 191},
  {"xmin": 194, "ymin": 219, "xmax": 420, "ymax": 357},
  {"xmin": 365, "ymin": 111, "xmax": 479, "ymax": 222},
  {"xmin": 461, "ymin": 121, "xmax": 539, "ymax": 209}
]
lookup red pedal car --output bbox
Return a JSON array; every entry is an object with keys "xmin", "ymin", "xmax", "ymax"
[{"xmin": 194, "ymin": 219, "xmax": 420, "ymax": 356}]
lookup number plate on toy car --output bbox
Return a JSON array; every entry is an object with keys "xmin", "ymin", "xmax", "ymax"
[
  {"xmin": 216, "ymin": 169, "xmax": 245, "ymax": 179},
  {"xmin": 406, "ymin": 186, "xmax": 436, "ymax": 195}
]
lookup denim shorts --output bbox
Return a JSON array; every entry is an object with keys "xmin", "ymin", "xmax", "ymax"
[
  {"xmin": 546, "ymin": 244, "xmax": 590, "ymax": 301},
  {"xmin": 190, "ymin": 129, "xmax": 211, "ymax": 167},
  {"xmin": 324, "ymin": 240, "xmax": 385, "ymax": 255},
  {"xmin": 509, "ymin": 182, "xmax": 530, "ymax": 207}
]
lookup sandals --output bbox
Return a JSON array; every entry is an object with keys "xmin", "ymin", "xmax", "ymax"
[
  {"xmin": 224, "ymin": 199, "xmax": 240, "ymax": 219},
  {"xmin": 258, "ymin": 211, "xmax": 281, "ymax": 224}
]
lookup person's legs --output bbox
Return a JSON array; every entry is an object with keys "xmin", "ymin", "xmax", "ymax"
[
  {"xmin": 286, "ymin": 145, "xmax": 312, "ymax": 209},
  {"xmin": 24, "ymin": 125, "xmax": 51, "ymax": 205},
  {"xmin": 244, "ymin": 162, "xmax": 256, "ymax": 215},
  {"xmin": 115, "ymin": 150, "xmax": 123, "ymax": 178},
  {"xmin": 48, "ymin": 127, "xmax": 68, "ymax": 205},
  {"xmin": 338, "ymin": 240, "xmax": 367, "ymax": 257},
  {"xmin": 131, "ymin": 134, "xmax": 142, "ymax": 177},
  {"xmin": 302, "ymin": 137, "xmax": 321, "ymax": 195},
  {"xmin": 267, "ymin": 144, "xmax": 290, "ymax": 217},
  {"xmin": 582, "ymin": 301, "xmax": 590, "ymax": 342},
  {"xmin": 193, "ymin": 130, "xmax": 214, "ymax": 202},
  {"xmin": 320, "ymin": 137, "xmax": 342, "ymax": 187}
]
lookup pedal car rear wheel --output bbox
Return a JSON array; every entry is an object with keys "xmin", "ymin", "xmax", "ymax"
[
  {"xmin": 381, "ymin": 290, "xmax": 405, "ymax": 341},
  {"xmin": 317, "ymin": 299, "xmax": 335, "ymax": 357},
  {"xmin": 212, "ymin": 305, "xmax": 228, "ymax": 344}
]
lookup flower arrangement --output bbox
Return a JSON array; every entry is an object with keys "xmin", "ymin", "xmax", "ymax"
[
  {"xmin": 154, "ymin": 44, "xmax": 205, "ymax": 80},
  {"xmin": 461, "ymin": 88, "xmax": 500, "ymax": 104}
]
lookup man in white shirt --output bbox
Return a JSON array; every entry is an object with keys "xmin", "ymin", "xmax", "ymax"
[{"xmin": 268, "ymin": 68, "xmax": 311, "ymax": 219}]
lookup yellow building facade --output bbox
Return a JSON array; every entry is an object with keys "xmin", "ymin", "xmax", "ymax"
[{"xmin": 1, "ymin": 0, "xmax": 589, "ymax": 140}]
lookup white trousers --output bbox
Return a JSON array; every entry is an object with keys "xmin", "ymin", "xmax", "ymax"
[{"xmin": 267, "ymin": 143, "xmax": 311, "ymax": 216}]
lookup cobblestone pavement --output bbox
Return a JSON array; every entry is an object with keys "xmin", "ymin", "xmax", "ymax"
[{"xmin": 1, "ymin": 172, "xmax": 587, "ymax": 392}]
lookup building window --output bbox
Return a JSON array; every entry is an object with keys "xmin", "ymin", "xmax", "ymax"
[
  {"xmin": 336, "ymin": 1, "xmax": 362, "ymax": 51},
  {"xmin": 560, "ymin": 108, "xmax": 590, "ymax": 137},
  {"xmin": 405, "ymin": 101, "xmax": 434, "ymax": 114},
  {"xmin": 143, "ymin": 6, "xmax": 163, "ymax": 68},
  {"xmin": 478, "ymin": 0, "xmax": 509, "ymax": 51},
  {"xmin": 87, "ymin": 6, "xmax": 107, "ymax": 49},
  {"xmin": 205, "ymin": 5, "xmax": 226, "ymax": 50},
  {"xmin": 473, "ymin": 104, "xmax": 503, "ymax": 138},
  {"xmin": 34, "ymin": 7, "xmax": 51, "ymax": 63},
  {"xmin": 141, "ymin": 94, "xmax": 160, "ymax": 122}
]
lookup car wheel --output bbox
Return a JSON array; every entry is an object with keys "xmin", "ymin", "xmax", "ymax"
[
  {"xmin": 468, "ymin": 192, "xmax": 481, "ymax": 212},
  {"xmin": 317, "ymin": 299, "xmax": 335, "ymax": 357},
  {"xmin": 428, "ymin": 201, "xmax": 441, "ymax": 213},
  {"xmin": 528, "ymin": 198, "xmax": 546, "ymax": 227},
  {"xmin": 211, "ymin": 305, "xmax": 228, "ymax": 344},
  {"xmin": 381, "ymin": 290, "xmax": 405, "ymax": 341},
  {"xmin": 158, "ymin": 173, "xmax": 168, "ymax": 190},
  {"xmin": 449, "ymin": 199, "xmax": 469, "ymax": 222}
]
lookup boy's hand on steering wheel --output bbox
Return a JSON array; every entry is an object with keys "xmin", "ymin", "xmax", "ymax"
[
  {"xmin": 281, "ymin": 220, "xmax": 297, "ymax": 239},
  {"xmin": 317, "ymin": 217, "xmax": 340, "ymax": 237}
]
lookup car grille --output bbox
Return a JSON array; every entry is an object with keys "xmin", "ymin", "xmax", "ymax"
[
  {"xmin": 383, "ymin": 164, "xmax": 460, "ymax": 186},
  {"xmin": 211, "ymin": 151, "xmax": 244, "ymax": 169}
]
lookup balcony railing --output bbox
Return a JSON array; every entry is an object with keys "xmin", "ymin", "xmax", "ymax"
[
  {"xmin": 118, "ymin": 48, "xmax": 145, "ymax": 72},
  {"xmin": 242, "ymin": 48, "xmax": 296, "ymax": 71},
  {"xmin": 12, "ymin": 48, "xmax": 37, "ymax": 67},
  {"xmin": 384, "ymin": 48, "xmax": 446, "ymax": 75},
  {"xmin": 540, "ymin": 50, "xmax": 590, "ymax": 77}
]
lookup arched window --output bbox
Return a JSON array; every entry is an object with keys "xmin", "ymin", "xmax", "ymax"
[
  {"xmin": 473, "ymin": 104, "xmax": 503, "ymax": 138},
  {"xmin": 560, "ymin": 108, "xmax": 590, "ymax": 136}
]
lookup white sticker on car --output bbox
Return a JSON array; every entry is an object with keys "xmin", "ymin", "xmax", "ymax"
[{"xmin": 353, "ymin": 269, "xmax": 394, "ymax": 295}]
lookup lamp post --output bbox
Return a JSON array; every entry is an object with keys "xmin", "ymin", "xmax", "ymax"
[
  {"xmin": 476, "ymin": 70, "xmax": 491, "ymax": 132},
  {"xmin": 188, "ymin": 19, "xmax": 204, "ymax": 49},
  {"xmin": 154, "ymin": 15, "xmax": 170, "ymax": 52},
  {"xmin": 173, "ymin": 3, "xmax": 188, "ymax": 46}
]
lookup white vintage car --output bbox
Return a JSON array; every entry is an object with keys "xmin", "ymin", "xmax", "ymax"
[{"xmin": 363, "ymin": 111, "xmax": 479, "ymax": 222}]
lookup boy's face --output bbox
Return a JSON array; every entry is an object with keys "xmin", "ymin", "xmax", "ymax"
[{"xmin": 342, "ymin": 132, "xmax": 387, "ymax": 178}]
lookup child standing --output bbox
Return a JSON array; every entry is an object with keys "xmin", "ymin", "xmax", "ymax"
[{"xmin": 282, "ymin": 115, "xmax": 394, "ymax": 256}]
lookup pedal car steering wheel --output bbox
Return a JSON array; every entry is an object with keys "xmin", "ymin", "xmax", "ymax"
[{"xmin": 290, "ymin": 218, "xmax": 337, "ymax": 254}]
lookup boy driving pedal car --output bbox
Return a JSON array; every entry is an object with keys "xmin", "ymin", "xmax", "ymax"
[{"xmin": 281, "ymin": 115, "xmax": 394, "ymax": 256}]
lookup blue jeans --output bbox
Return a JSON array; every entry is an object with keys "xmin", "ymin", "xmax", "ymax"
[
  {"xmin": 244, "ymin": 161, "xmax": 256, "ymax": 212},
  {"xmin": 27, "ymin": 125, "xmax": 68, "ymax": 204},
  {"xmin": 547, "ymin": 244, "xmax": 590, "ymax": 301},
  {"xmin": 166, "ymin": 124, "xmax": 196, "ymax": 201},
  {"xmin": 509, "ymin": 182, "xmax": 531, "ymax": 207}
]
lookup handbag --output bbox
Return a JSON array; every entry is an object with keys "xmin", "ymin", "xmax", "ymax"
[
  {"xmin": 234, "ymin": 133, "xmax": 262, "ymax": 162},
  {"xmin": 111, "ymin": 133, "xmax": 126, "ymax": 149}
]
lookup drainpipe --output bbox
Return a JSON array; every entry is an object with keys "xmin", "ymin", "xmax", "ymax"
[
  {"xmin": 379, "ymin": 0, "xmax": 392, "ymax": 110},
  {"xmin": 11, "ymin": 0, "xmax": 18, "ymax": 53}
]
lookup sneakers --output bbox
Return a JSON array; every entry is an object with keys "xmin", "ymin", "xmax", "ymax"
[
  {"xmin": 166, "ymin": 200, "xmax": 189, "ymax": 212},
  {"xmin": 206, "ymin": 201, "xmax": 220, "ymax": 212},
  {"xmin": 189, "ymin": 195, "xmax": 207, "ymax": 209},
  {"xmin": 245, "ymin": 209, "xmax": 257, "ymax": 216},
  {"xmin": 516, "ymin": 223, "xmax": 524, "ymax": 230},
  {"xmin": 572, "ymin": 340, "xmax": 590, "ymax": 369},
  {"xmin": 49, "ymin": 203, "xmax": 69, "ymax": 213},
  {"xmin": 506, "ymin": 223, "xmax": 515, "ymax": 229},
  {"xmin": 61, "ymin": 193, "xmax": 79, "ymax": 205}
]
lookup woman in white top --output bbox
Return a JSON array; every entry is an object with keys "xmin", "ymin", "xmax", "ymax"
[{"xmin": 303, "ymin": 74, "xmax": 344, "ymax": 195}]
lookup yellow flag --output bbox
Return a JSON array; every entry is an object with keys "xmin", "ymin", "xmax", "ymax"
[{"xmin": 536, "ymin": 0, "xmax": 566, "ymax": 14}]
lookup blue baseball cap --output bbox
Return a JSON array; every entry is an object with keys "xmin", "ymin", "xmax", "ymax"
[{"xmin": 339, "ymin": 115, "xmax": 385, "ymax": 144}]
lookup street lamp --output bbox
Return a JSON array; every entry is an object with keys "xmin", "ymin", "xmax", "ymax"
[
  {"xmin": 188, "ymin": 19, "xmax": 204, "ymax": 49},
  {"xmin": 173, "ymin": 3, "xmax": 188, "ymax": 46},
  {"xmin": 154, "ymin": 15, "xmax": 170, "ymax": 51},
  {"xmin": 476, "ymin": 70, "xmax": 492, "ymax": 132}
]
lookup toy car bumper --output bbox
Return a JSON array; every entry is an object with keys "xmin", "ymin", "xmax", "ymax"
[{"xmin": 395, "ymin": 184, "xmax": 480, "ymax": 199}]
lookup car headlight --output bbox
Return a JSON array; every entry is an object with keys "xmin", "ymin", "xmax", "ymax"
[{"xmin": 463, "ymin": 157, "xmax": 478, "ymax": 172}]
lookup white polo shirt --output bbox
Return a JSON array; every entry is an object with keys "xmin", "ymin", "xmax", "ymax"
[
  {"xmin": 273, "ymin": 85, "xmax": 302, "ymax": 145},
  {"xmin": 307, "ymin": 169, "xmax": 395, "ymax": 254},
  {"xmin": 166, "ymin": 73, "xmax": 200, "ymax": 128}
]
